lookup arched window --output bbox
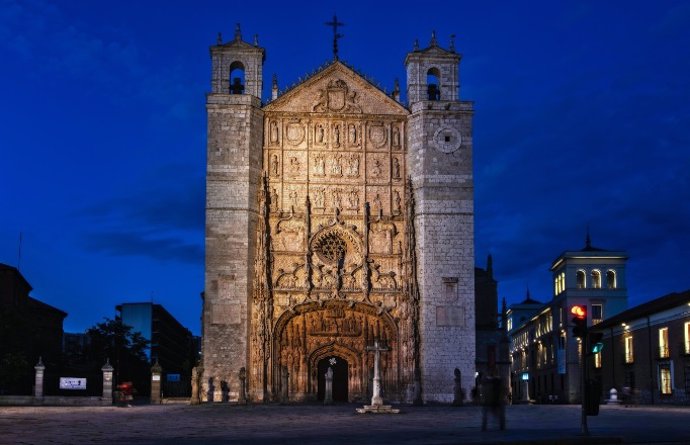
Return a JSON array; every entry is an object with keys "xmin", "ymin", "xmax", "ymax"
[
  {"xmin": 426, "ymin": 68, "xmax": 441, "ymax": 100},
  {"xmin": 576, "ymin": 270, "xmax": 586, "ymax": 289},
  {"xmin": 591, "ymin": 270, "xmax": 602, "ymax": 289},
  {"xmin": 606, "ymin": 270, "xmax": 616, "ymax": 289},
  {"xmin": 229, "ymin": 61, "xmax": 245, "ymax": 94}
]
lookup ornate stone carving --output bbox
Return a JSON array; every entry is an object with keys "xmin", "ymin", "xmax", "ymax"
[
  {"xmin": 368, "ymin": 122, "xmax": 387, "ymax": 148},
  {"xmin": 285, "ymin": 121, "xmax": 306, "ymax": 146},
  {"xmin": 346, "ymin": 154, "xmax": 360, "ymax": 177},
  {"xmin": 392, "ymin": 158, "xmax": 401, "ymax": 180},
  {"xmin": 270, "ymin": 154, "xmax": 280, "ymax": 177},
  {"xmin": 276, "ymin": 216, "xmax": 304, "ymax": 251},
  {"xmin": 313, "ymin": 79, "xmax": 362, "ymax": 113},
  {"xmin": 330, "ymin": 154, "xmax": 343, "ymax": 177},
  {"xmin": 269, "ymin": 121, "xmax": 280, "ymax": 145},
  {"xmin": 313, "ymin": 154, "xmax": 326, "ymax": 176}
]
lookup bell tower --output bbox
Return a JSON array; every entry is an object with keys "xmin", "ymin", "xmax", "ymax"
[
  {"xmin": 404, "ymin": 32, "xmax": 475, "ymax": 402},
  {"xmin": 203, "ymin": 24, "xmax": 265, "ymax": 402}
]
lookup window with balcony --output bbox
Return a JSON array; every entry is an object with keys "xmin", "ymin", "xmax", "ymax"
[
  {"xmin": 659, "ymin": 327, "xmax": 669, "ymax": 358},
  {"xmin": 625, "ymin": 335, "xmax": 634, "ymax": 363},
  {"xmin": 592, "ymin": 304, "xmax": 603, "ymax": 325},
  {"xmin": 659, "ymin": 364, "xmax": 672, "ymax": 395},
  {"xmin": 685, "ymin": 322, "xmax": 690, "ymax": 354}
]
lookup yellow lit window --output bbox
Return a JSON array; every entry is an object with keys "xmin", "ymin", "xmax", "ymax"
[
  {"xmin": 625, "ymin": 336, "xmax": 634, "ymax": 363},
  {"xmin": 592, "ymin": 304, "xmax": 603, "ymax": 325},
  {"xmin": 685, "ymin": 322, "xmax": 690, "ymax": 354},
  {"xmin": 658, "ymin": 327, "xmax": 669, "ymax": 358},
  {"xmin": 659, "ymin": 365, "xmax": 672, "ymax": 395},
  {"xmin": 594, "ymin": 351, "xmax": 602, "ymax": 368}
]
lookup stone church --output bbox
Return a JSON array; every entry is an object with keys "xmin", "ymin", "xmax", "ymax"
[{"xmin": 202, "ymin": 25, "xmax": 475, "ymax": 404}]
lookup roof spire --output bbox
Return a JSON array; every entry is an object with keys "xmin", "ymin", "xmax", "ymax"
[
  {"xmin": 217, "ymin": 32, "xmax": 223, "ymax": 45},
  {"xmin": 487, "ymin": 253, "xmax": 493, "ymax": 279},
  {"xmin": 430, "ymin": 30, "xmax": 438, "ymax": 47},
  {"xmin": 585, "ymin": 225, "xmax": 591, "ymax": 249},
  {"xmin": 413, "ymin": 38, "xmax": 419, "ymax": 51},
  {"xmin": 234, "ymin": 23, "xmax": 242, "ymax": 42},
  {"xmin": 449, "ymin": 34, "xmax": 456, "ymax": 52},
  {"xmin": 325, "ymin": 14, "xmax": 345, "ymax": 61}
]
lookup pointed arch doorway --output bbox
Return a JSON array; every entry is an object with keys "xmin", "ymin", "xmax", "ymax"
[{"xmin": 317, "ymin": 356, "xmax": 348, "ymax": 402}]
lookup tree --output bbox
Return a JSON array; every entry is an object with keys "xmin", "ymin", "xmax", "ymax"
[{"xmin": 86, "ymin": 317, "xmax": 150, "ymax": 387}]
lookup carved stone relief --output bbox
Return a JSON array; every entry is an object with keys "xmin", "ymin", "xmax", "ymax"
[
  {"xmin": 368, "ymin": 122, "xmax": 387, "ymax": 149},
  {"xmin": 254, "ymin": 93, "xmax": 415, "ymax": 402},
  {"xmin": 312, "ymin": 79, "xmax": 363, "ymax": 113}
]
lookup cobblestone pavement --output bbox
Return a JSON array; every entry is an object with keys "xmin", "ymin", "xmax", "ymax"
[{"xmin": 1, "ymin": 403, "xmax": 689, "ymax": 445}]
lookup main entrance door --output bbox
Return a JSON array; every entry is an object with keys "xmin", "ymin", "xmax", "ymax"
[{"xmin": 317, "ymin": 356, "xmax": 348, "ymax": 402}]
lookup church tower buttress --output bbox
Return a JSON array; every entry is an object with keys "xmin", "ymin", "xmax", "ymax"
[
  {"xmin": 203, "ymin": 25, "xmax": 265, "ymax": 402},
  {"xmin": 405, "ymin": 33, "xmax": 475, "ymax": 403}
]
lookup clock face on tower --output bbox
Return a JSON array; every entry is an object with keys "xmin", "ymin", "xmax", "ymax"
[{"xmin": 433, "ymin": 127, "xmax": 462, "ymax": 154}]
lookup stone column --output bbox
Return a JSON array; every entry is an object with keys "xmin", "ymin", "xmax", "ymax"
[
  {"xmin": 151, "ymin": 361, "xmax": 163, "ymax": 404},
  {"xmin": 33, "ymin": 357, "xmax": 45, "ymax": 401},
  {"xmin": 101, "ymin": 359, "xmax": 114, "ymax": 404},
  {"xmin": 190, "ymin": 366, "xmax": 200, "ymax": 405},
  {"xmin": 324, "ymin": 367, "xmax": 333, "ymax": 405}
]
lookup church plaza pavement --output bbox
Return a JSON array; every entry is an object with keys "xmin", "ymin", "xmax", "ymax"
[{"xmin": 0, "ymin": 403, "xmax": 688, "ymax": 445}]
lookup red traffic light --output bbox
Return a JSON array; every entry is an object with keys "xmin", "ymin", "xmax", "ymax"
[{"xmin": 571, "ymin": 305, "xmax": 587, "ymax": 319}]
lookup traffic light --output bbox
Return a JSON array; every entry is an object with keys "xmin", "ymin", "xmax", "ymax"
[
  {"xmin": 588, "ymin": 332, "xmax": 604, "ymax": 355},
  {"xmin": 571, "ymin": 305, "xmax": 587, "ymax": 338}
]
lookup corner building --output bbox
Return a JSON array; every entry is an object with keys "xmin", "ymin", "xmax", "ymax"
[{"xmin": 203, "ymin": 28, "xmax": 475, "ymax": 404}]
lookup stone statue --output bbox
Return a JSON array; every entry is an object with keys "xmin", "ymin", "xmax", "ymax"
[
  {"xmin": 392, "ymin": 126, "xmax": 400, "ymax": 147},
  {"xmin": 324, "ymin": 367, "xmax": 334, "ymax": 405},
  {"xmin": 271, "ymin": 154, "xmax": 279, "ymax": 176},
  {"xmin": 270, "ymin": 121, "xmax": 279, "ymax": 143},
  {"xmin": 238, "ymin": 367, "xmax": 247, "ymax": 404},
  {"xmin": 452, "ymin": 368, "xmax": 464, "ymax": 406},
  {"xmin": 349, "ymin": 124, "xmax": 357, "ymax": 144},
  {"xmin": 392, "ymin": 158, "xmax": 401, "ymax": 179}
]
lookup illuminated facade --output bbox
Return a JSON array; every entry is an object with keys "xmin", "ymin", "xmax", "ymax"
[
  {"xmin": 508, "ymin": 237, "xmax": 628, "ymax": 403},
  {"xmin": 591, "ymin": 289, "xmax": 690, "ymax": 405},
  {"xmin": 202, "ymin": 27, "xmax": 476, "ymax": 403}
]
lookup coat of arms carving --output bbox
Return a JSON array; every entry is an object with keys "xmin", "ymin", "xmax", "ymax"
[{"xmin": 313, "ymin": 79, "xmax": 362, "ymax": 113}]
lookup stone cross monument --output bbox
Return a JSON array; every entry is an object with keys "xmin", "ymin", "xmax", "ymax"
[{"xmin": 356, "ymin": 339, "xmax": 399, "ymax": 414}]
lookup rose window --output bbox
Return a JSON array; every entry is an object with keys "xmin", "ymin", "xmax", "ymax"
[{"xmin": 314, "ymin": 232, "xmax": 347, "ymax": 264}]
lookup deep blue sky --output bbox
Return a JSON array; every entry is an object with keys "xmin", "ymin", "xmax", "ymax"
[{"xmin": 2, "ymin": 1, "xmax": 689, "ymax": 336}]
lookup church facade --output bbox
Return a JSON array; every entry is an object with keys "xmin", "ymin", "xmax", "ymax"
[{"xmin": 202, "ymin": 27, "xmax": 475, "ymax": 404}]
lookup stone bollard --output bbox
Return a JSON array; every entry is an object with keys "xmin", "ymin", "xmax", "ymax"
[
  {"xmin": 324, "ymin": 367, "xmax": 334, "ymax": 405},
  {"xmin": 608, "ymin": 388, "xmax": 620, "ymax": 404},
  {"xmin": 101, "ymin": 359, "xmax": 114, "ymax": 404},
  {"xmin": 238, "ymin": 367, "xmax": 247, "ymax": 405},
  {"xmin": 34, "ymin": 357, "xmax": 45, "ymax": 402},
  {"xmin": 151, "ymin": 360, "xmax": 162, "ymax": 404}
]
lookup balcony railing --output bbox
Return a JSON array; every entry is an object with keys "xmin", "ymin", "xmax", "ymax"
[
  {"xmin": 624, "ymin": 352, "xmax": 634, "ymax": 364},
  {"xmin": 685, "ymin": 341, "xmax": 690, "ymax": 355}
]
